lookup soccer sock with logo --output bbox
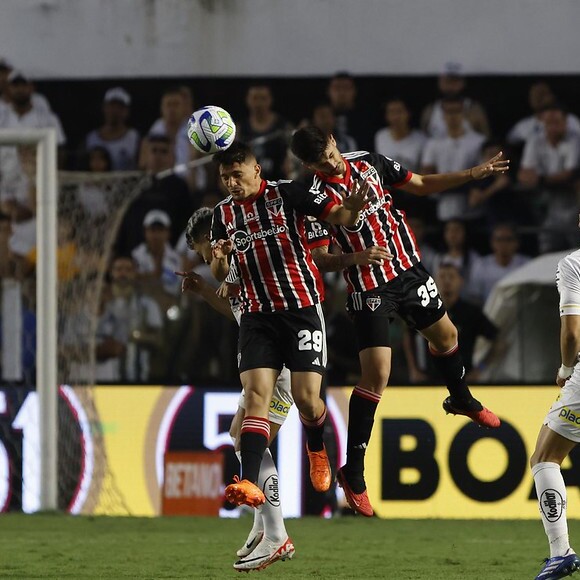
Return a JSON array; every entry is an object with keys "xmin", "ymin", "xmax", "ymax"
[
  {"xmin": 300, "ymin": 403, "xmax": 327, "ymax": 452},
  {"xmin": 344, "ymin": 386, "xmax": 382, "ymax": 493},
  {"xmin": 240, "ymin": 416, "xmax": 270, "ymax": 484},
  {"xmin": 428, "ymin": 343, "xmax": 482, "ymax": 410},
  {"xmin": 257, "ymin": 448, "xmax": 287, "ymax": 542},
  {"xmin": 532, "ymin": 462, "xmax": 571, "ymax": 558},
  {"xmin": 236, "ymin": 449, "xmax": 264, "ymax": 539}
]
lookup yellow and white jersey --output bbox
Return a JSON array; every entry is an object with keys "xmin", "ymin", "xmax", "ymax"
[{"xmin": 557, "ymin": 249, "xmax": 580, "ymax": 317}]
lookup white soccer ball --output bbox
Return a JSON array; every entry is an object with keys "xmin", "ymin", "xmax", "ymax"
[{"xmin": 187, "ymin": 105, "xmax": 236, "ymax": 154}]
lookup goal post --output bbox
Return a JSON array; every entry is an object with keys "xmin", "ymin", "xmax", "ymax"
[{"xmin": 0, "ymin": 128, "xmax": 58, "ymax": 510}]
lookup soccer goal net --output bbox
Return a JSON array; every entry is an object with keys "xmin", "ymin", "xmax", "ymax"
[{"xmin": 0, "ymin": 129, "xmax": 149, "ymax": 513}]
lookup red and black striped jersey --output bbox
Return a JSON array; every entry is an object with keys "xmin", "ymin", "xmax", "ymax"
[
  {"xmin": 308, "ymin": 151, "xmax": 422, "ymax": 293},
  {"xmin": 211, "ymin": 179, "xmax": 338, "ymax": 313}
]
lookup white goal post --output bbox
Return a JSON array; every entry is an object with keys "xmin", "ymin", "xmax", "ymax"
[{"xmin": 0, "ymin": 128, "xmax": 58, "ymax": 510}]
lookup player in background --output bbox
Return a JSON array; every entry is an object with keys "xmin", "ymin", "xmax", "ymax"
[
  {"xmin": 209, "ymin": 142, "xmax": 368, "ymax": 518},
  {"xmin": 290, "ymin": 126, "xmax": 508, "ymax": 517},
  {"xmin": 530, "ymin": 221, "xmax": 580, "ymax": 580}
]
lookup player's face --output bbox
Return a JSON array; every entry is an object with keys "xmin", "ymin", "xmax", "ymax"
[
  {"xmin": 191, "ymin": 235, "xmax": 212, "ymax": 264},
  {"xmin": 219, "ymin": 160, "xmax": 262, "ymax": 200},
  {"xmin": 307, "ymin": 135, "xmax": 345, "ymax": 177}
]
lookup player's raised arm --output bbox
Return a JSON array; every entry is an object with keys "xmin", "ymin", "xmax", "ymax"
[
  {"xmin": 311, "ymin": 244, "xmax": 393, "ymax": 272},
  {"xmin": 325, "ymin": 178, "xmax": 372, "ymax": 226},
  {"xmin": 176, "ymin": 270, "xmax": 235, "ymax": 321},
  {"xmin": 400, "ymin": 151, "xmax": 510, "ymax": 196}
]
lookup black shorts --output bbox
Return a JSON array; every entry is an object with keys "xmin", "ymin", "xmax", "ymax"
[
  {"xmin": 346, "ymin": 263, "xmax": 446, "ymax": 351},
  {"xmin": 238, "ymin": 304, "xmax": 326, "ymax": 375}
]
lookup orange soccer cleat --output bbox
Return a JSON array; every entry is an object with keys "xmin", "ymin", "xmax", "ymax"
[
  {"xmin": 306, "ymin": 444, "xmax": 332, "ymax": 492},
  {"xmin": 336, "ymin": 467, "xmax": 374, "ymax": 517},
  {"xmin": 442, "ymin": 397, "xmax": 501, "ymax": 428},
  {"xmin": 225, "ymin": 476, "xmax": 265, "ymax": 508}
]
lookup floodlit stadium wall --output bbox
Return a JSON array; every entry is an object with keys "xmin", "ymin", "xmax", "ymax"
[{"xmin": 1, "ymin": 385, "xmax": 577, "ymax": 519}]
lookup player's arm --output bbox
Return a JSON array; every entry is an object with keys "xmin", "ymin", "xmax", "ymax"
[
  {"xmin": 311, "ymin": 244, "xmax": 393, "ymax": 272},
  {"xmin": 210, "ymin": 240, "xmax": 233, "ymax": 281},
  {"xmin": 557, "ymin": 314, "xmax": 580, "ymax": 387},
  {"xmin": 176, "ymin": 270, "xmax": 235, "ymax": 321},
  {"xmin": 400, "ymin": 152, "xmax": 510, "ymax": 196}
]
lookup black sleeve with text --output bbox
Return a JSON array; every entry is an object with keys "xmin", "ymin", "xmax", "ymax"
[
  {"xmin": 367, "ymin": 152, "xmax": 412, "ymax": 188},
  {"xmin": 279, "ymin": 180, "xmax": 336, "ymax": 221}
]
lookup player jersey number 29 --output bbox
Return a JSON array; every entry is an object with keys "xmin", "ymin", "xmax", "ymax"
[
  {"xmin": 298, "ymin": 329, "xmax": 323, "ymax": 352},
  {"xmin": 417, "ymin": 277, "xmax": 438, "ymax": 307}
]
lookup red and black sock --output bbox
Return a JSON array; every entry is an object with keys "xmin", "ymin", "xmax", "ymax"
[
  {"xmin": 300, "ymin": 404, "xmax": 327, "ymax": 452},
  {"xmin": 429, "ymin": 344, "xmax": 482, "ymax": 411},
  {"xmin": 344, "ymin": 386, "xmax": 382, "ymax": 493},
  {"xmin": 240, "ymin": 416, "xmax": 270, "ymax": 484}
]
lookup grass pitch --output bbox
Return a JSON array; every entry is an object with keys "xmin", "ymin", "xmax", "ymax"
[{"xmin": 1, "ymin": 513, "xmax": 577, "ymax": 579}]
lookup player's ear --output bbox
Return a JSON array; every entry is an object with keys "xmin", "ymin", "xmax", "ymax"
[{"xmin": 254, "ymin": 163, "xmax": 261, "ymax": 178}]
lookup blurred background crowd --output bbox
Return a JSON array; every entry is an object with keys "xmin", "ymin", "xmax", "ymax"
[{"xmin": 1, "ymin": 57, "xmax": 579, "ymax": 387}]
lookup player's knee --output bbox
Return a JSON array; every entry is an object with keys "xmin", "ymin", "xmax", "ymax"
[
  {"xmin": 360, "ymin": 364, "xmax": 390, "ymax": 392},
  {"xmin": 530, "ymin": 448, "xmax": 563, "ymax": 468},
  {"xmin": 431, "ymin": 326, "xmax": 458, "ymax": 351},
  {"xmin": 292, "ymin": 391, "xmax": 319, "ymax": 417}
]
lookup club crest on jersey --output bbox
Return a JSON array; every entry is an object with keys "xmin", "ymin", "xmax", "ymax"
[
  {"xmin": 366, "ymin": 297, "xmax": 381, "ymax": 311},
  {"xmin": 265, "ymin": 197, "xmax": 283, "ymax": 216},
  {"xmin": 360, "ymin": 166, "xmax": 377, "ymax": 180}
]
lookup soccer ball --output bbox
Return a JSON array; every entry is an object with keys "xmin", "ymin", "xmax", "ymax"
[{"xmin": 187, "ymin": 106, "xmax": 236, "ymax": 154}]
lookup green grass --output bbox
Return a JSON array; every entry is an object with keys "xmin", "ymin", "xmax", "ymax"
[{"xmin": 0, "ymin": 514, "xmax": 577, "ymax": 579}]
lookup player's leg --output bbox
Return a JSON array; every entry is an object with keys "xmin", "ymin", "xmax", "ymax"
[
  {"xmin": 285, "ymin": 304, "xmax": 331, "ymax": 493},
  {"xmin": 234, "ymin": 367, "xmax": 295, "ymax": 571},
  {"xmin": 336, "ymin": 292, "xmax": 393, "ymax": 516},
  {"xmin": 419, "ymin": 313, "xmax": 499, "ymax": 428},
  {"xmin": 531, "ymin": 426, "xmax": 580, "ymax": 579}
]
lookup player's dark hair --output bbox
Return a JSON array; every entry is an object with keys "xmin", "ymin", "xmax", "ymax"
[
  {"xmin": 290, "ymin": 126, "xmax": 330, "ymax": 163},
  {"xmin": 213, "ymin": 141, "xmax": 255, "ymax": 166},
  {"xmin": 185, "ymin": 207, "xmax": 213, "ymax": 247}
]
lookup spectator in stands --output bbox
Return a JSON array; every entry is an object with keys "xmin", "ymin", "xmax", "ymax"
[
  {"xmin": 312, "ymin": 101, "xmax": 357, "ymax": 152},
  {"xmin": 237, "ymin": 84, "xmax": 292, "ymax": 180},
  {"xmin": 1, "ymin": 71, "xmax": 66, "ymax": 168},
  {"xmin": 74, "ymin": 146, "xmax": 113, "ymax": 221},
  {"xmin": 327, "ymin": 71, "xmax": 375, "ymax": 150},
  {"xmin": 507, "ymin": 82, "xmax": 580, "ymax": 146},
  {"xmin": 468, "ymin": 139, "xmax": 519, "ymax": 228},
  {"xmin": 421, "ymin": 96, "xmax": 486, "ymax": 224},
  {"xmin": 143, "ymin": 86, "xmax": 190, "ymax": 174},
  {"xmin": 374, "ymin": 98, "xmax": 427, "ymax": 172},
  {"xmin": 403, "ymin": 263, "xmax": 498, "ymax": 383},
  {"xmin": 0, "ymin": 60, "xmax": 52, "ymax": 125},
  {"xmin": 0, "ymin": 145, "xmax": 36, "ymax": 279},
  {"xmin": 116, "ymin": 134, "xmax": 193, "ymax": 254},
  {"xmin": 85, "ymin": 87, "xmax": 140, "ymax": 171},
  {"xmin": 518, "ymin": 103, "xmax": 580, "ymax": 253},
  {"xmin": 467, "ymin": 223, "xmax": 530, "ymax": 304},
  {"xmin": 96, "ymin": 255, "xmax": 163, "ymax": 382},
  {"xmin": 421, "ymin": 62, "xmax": 490, "ymax": 138},
  {"xmin": 406, "ymin": 216, "xmax": 437, "ymax": 273},
  {"xmin": 131, "ymin": 209, "xmax": 182, "ymax": 298},
  {"xmin": 432, "ymin": 219, "xmax": 480, "ymax": 284}
]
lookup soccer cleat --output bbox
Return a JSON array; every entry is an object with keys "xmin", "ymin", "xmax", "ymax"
[
  {"xmin": 535, "ymin": 551, "xmax": 580, "ymax": 579},
  {"xmin": 236, "ymin": 530, "xmax": 264, "ymax": 558},
  {"xmin": 442, "ymin": 396, "xmax": 501, "ymax": 428},
  {"xmin": 233, "ymin": 536, "xmax": 295, "ymax": 572},
  {"xmin": 336, "ymin": 467, "xmax": 374, "ymax": 517},
  {"xmin": 306, "ymin": 444, "xmax": 332, "ymax": 492},
  {"xmin": 225, "ymin": 476, "xmax": 265, "ymax": 508}
]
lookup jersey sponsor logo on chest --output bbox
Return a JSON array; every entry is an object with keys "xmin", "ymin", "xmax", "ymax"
[{"xmin": 232, "ymin": 224, "xmax": 287, "ymax": 253}]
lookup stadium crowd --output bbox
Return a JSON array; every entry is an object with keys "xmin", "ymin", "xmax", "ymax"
[{"xmin": 0, "ymin": 57, "xmax": 579, "ymax": 386}]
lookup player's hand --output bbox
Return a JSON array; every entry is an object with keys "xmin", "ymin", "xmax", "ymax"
[
  {"xmin": 212, "ymin": 239, "xmax": 233, "ymax": 260},
  {"xmin": 355, "ymin": 246, "xmax": 393, "ymax": 266},
  {"xmin": 175, "ymin": 270, "xmax": 206, "ymax": 294},
  {"xmin": 469, "ymin": 151, "xmax": 510, "ymax": 180},
  {"xmin": 341, "ymin": 179, "xmax": 372, "ymax": 212},
  {"xmin": 216, "ymin": 281, "xmax": 240, "ymax": 299}
]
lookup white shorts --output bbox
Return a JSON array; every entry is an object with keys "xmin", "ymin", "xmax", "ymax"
[
  {"xmin": 238, "ymin": 366, "xmax": 293, "ymax": 425},
  {"xmin": 544, "ymin": 379, "xmax": 580, "ymax": 443}
]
